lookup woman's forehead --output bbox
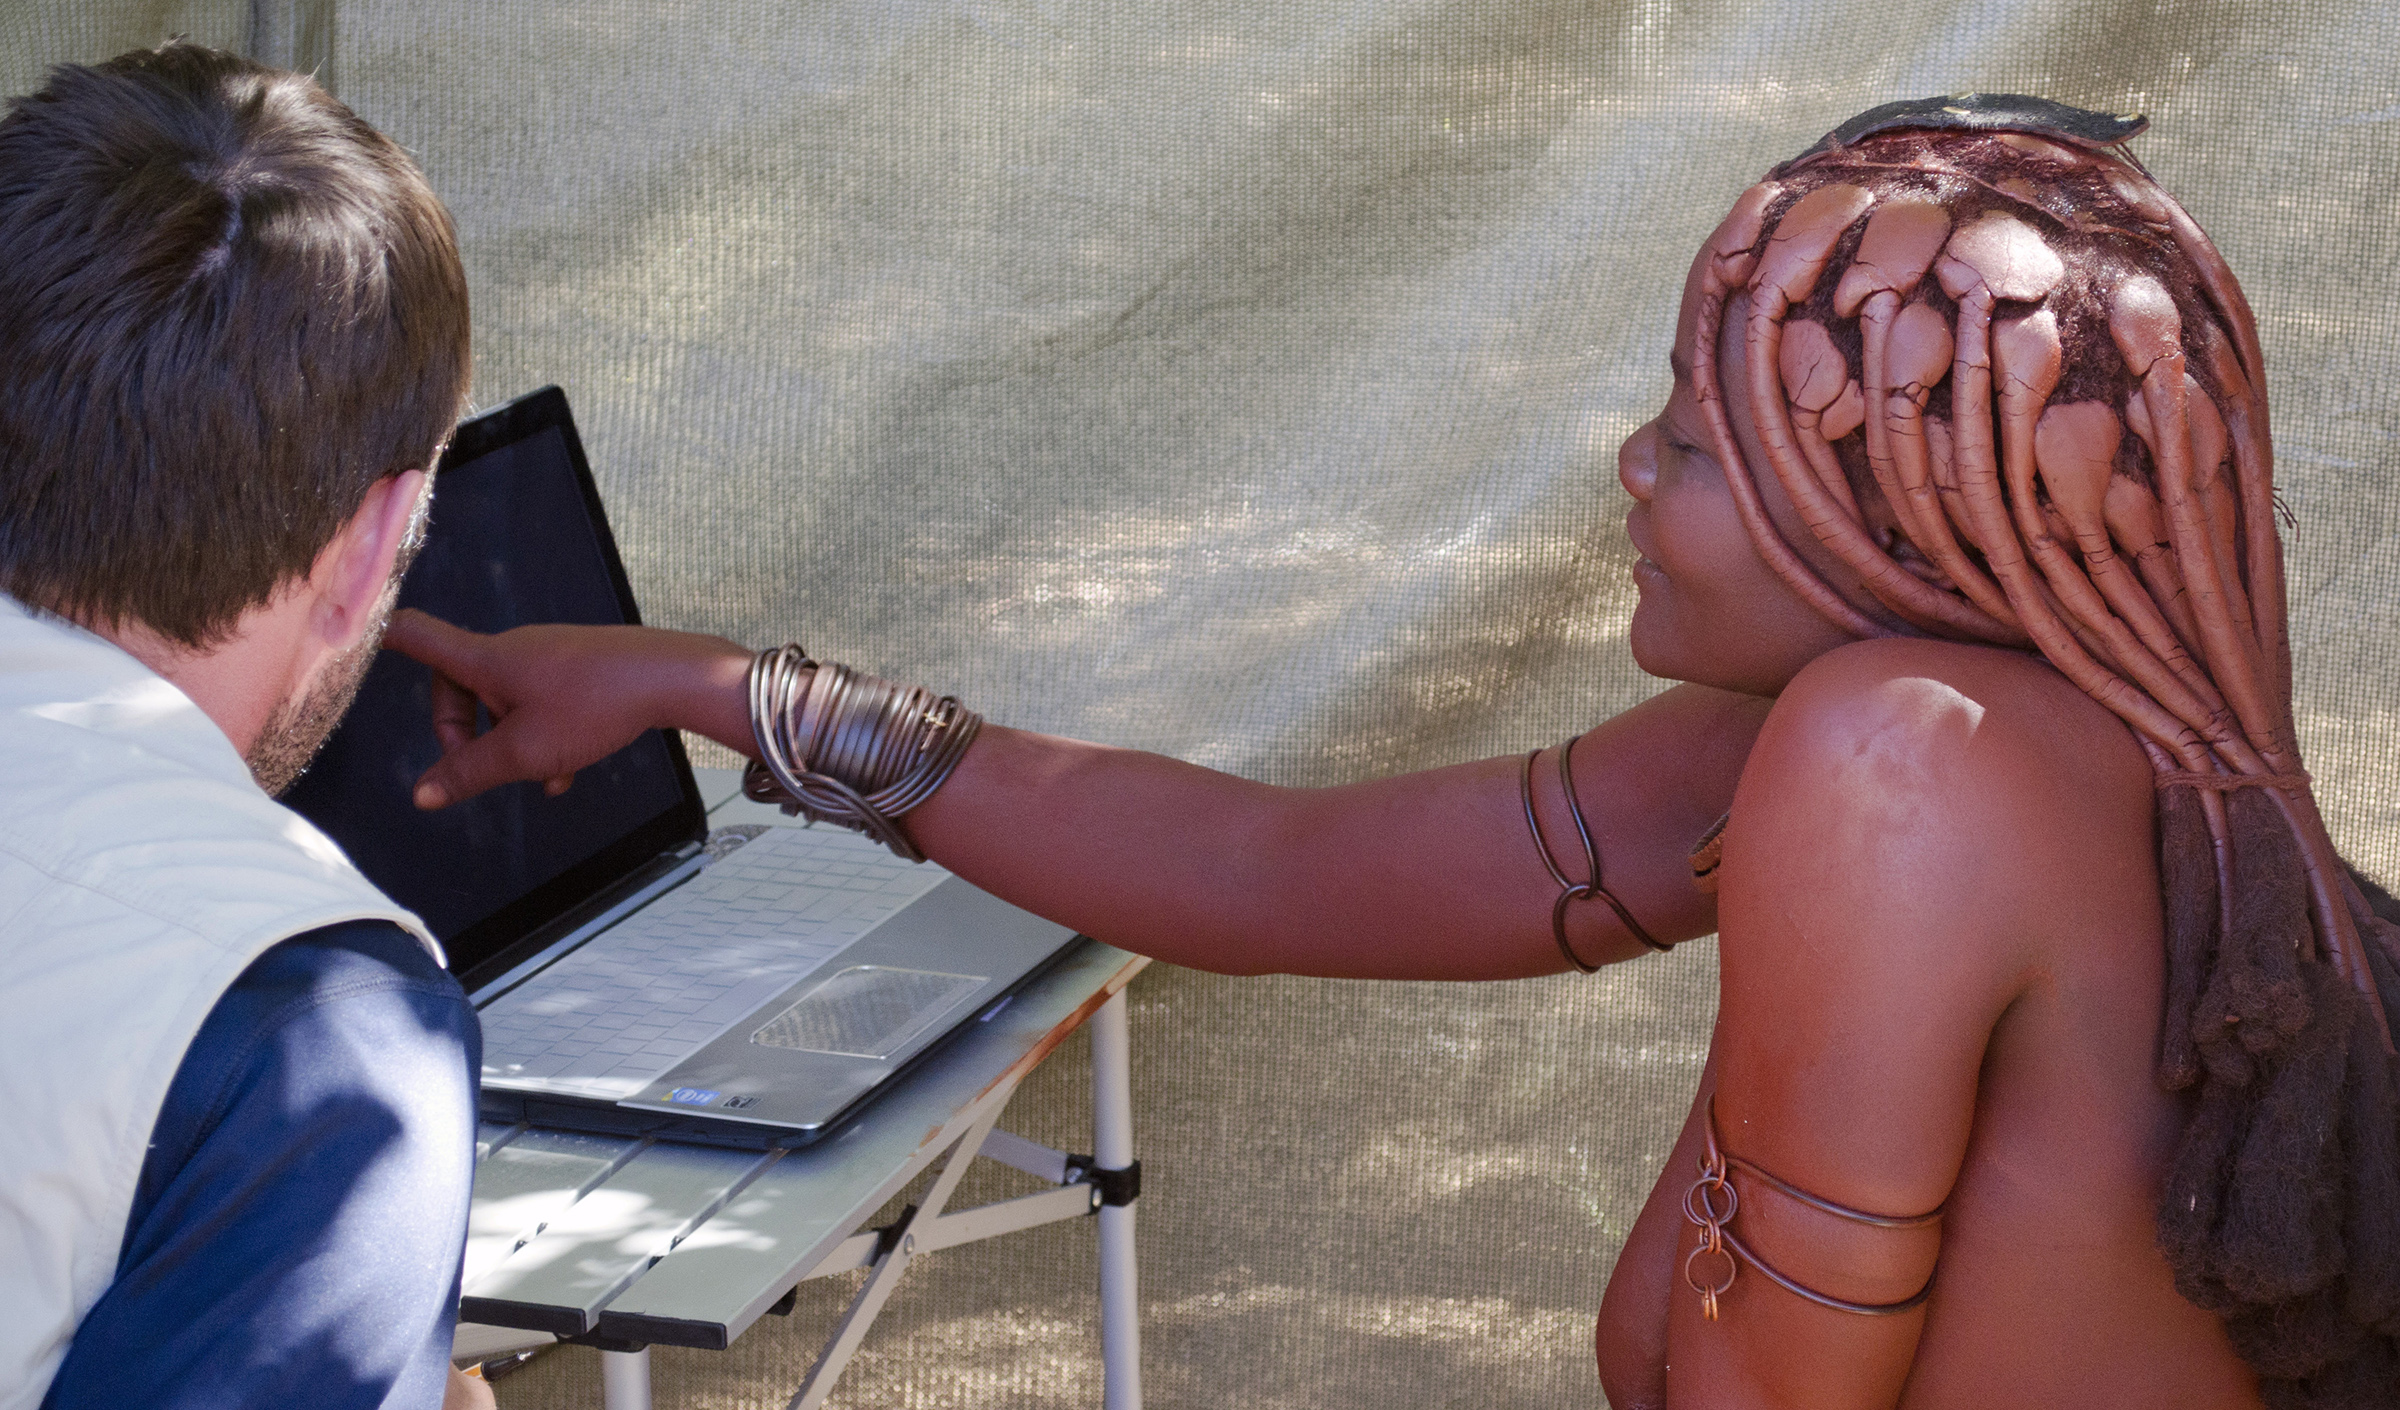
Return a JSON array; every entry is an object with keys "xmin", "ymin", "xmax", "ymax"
[{"xmin": 1672, "ymin": 246, "xmax": 1711, "ymax": 371}]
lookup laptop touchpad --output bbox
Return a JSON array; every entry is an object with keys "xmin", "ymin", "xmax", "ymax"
[{"xmin": 751, "ymin": 966, "xmax": 986, "ymax": 1060}]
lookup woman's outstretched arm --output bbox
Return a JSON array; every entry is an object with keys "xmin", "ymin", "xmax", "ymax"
[{"xmin": 381, "ymin": 611, "xmax": 1769, "ymax": 980}]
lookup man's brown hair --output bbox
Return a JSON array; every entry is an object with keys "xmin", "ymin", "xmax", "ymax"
[{"xmin": 0, "ymin": 41, "xmax": 470, "ymax": 646}]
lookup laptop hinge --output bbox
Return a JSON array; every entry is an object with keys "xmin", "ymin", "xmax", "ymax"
[{"xmin": 466, "ymin": 846, "xmax": 711, "ymax": 1006}]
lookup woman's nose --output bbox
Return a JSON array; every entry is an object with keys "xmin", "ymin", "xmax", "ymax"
[{"xmin": 1619, "ymin": 421, "xmax": 1659, "ymax": 503}]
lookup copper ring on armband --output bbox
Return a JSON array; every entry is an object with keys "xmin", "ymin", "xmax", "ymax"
[
  {"xmin": 1681, "ymin": 1096, "xmax": 1944, "ymax": 1321},
  {"xmin": 1681, "ymin": 1154, "xmax": 1741, "ymax": 1321}
]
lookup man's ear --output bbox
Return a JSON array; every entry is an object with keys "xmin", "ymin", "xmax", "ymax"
[{"xmin": 306, "ymin": 468, "xmax": 432, "ymax": 651}]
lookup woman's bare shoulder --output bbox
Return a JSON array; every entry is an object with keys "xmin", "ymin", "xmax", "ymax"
[
  {"xmin": 1723, "ymin": 637, "xmax": 2155, "ymax": 955},
  {"xmin": 1755, "ymin": 638, "xmax": 2150, "ymax": 821}
]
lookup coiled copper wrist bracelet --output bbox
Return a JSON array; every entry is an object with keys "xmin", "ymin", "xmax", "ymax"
[{"xmin": 741, "ymin": 643, "xmax": 982, "ymax": 862}]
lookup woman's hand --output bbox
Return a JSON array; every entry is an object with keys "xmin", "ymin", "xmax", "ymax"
[{"xmin": 380, "ymin": 609, "xmax": 754, "ymax": 809}]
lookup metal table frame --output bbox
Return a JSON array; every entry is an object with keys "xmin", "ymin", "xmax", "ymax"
[{"xmin": 457, "ymin": 775, "xmax": 1147, "ymax": 1410}]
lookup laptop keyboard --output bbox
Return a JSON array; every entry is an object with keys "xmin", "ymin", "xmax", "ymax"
[{"xmin": 478, "ymin": 825, "xmax": 949, "ymax": 1098}]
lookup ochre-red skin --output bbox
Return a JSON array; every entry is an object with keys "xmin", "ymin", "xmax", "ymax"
[
  {"xmin": 1601, "ymin": 137, "xmax": 2389, "ymax": 1404},
  {"xmin": 1597, "ymin": 244, "xmax": 2269, "ymax": 1409}
]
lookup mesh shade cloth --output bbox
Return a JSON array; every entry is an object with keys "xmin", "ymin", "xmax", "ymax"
[{"xmin": 7, "ymin": 3, "xmax": 2399, "ymax": 1405}]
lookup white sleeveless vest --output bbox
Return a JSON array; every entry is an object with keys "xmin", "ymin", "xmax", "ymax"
[{"xmin": 0, "ymin": 596, "xmax": 436, "ymax": 1409}]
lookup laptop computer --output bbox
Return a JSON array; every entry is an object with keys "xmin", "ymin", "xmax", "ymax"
[{"xmin": 283, "ymin": 385, "xmax": 1078, "ymax": 1149}]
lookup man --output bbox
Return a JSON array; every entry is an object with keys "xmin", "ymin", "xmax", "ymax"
[{"xmin": 0, "ymin": 43, "xmax": 490, "ymax": 1409}]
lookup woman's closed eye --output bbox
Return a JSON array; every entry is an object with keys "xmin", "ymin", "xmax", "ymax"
[{"xmin": 1659, "ymin": 426, "xmax": 1714, "ymax": 476}]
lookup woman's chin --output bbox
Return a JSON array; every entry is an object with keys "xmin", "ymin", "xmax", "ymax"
[
  {"xmin": 1625, "ymin": 606, "xmax": 1686, "ymax": 684},
  {"xmin": 1630, "ymin": 610, "xmax": 1787, "ymax": 696}
]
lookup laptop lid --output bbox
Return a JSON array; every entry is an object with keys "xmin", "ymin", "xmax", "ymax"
[{"xmin": 284, "ymin": 386, "xmax": 707, "ymax": 989}]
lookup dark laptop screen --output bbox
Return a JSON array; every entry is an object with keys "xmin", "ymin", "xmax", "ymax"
[{"xmin": 284, "ymin": 388, "xmax": 701, "ymax": 976}]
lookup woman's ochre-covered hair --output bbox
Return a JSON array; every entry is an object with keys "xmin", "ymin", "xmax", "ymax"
[{"xmin": 1698, "ymin": 96, "xmax": 2400, "ymax": 1404}]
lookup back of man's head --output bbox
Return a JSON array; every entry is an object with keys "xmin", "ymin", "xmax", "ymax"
[{"xmin": 0, "ymin": 41, "xmax": 469, "ymax": 648}]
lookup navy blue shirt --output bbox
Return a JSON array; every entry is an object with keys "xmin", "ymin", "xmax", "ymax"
[{"xmin": 42, "ymin": 922, "xmax": 480, "ymax": 1410}]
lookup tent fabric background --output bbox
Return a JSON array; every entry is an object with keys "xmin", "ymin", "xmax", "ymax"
[{"xmin": 6, "ymin": 2, "xmax": 2397, "ymax": 1405}]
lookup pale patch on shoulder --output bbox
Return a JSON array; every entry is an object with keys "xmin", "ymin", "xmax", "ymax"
[
  {"xmin": 1755, "ymin": 640, "xmax": 2003, "ymax": 797},
  {"xmin": 1736, "ymin": 636, "xmax": 2150, "ymax": 883},
  {"xmin": 1719, "ymin": 645, "xmax": 2050, "ymax": 986}
]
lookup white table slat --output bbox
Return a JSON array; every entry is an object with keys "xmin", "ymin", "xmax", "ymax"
[
  {"xmin": 476, "ymin": 1121, "xmax": 521, "ymax": 1161},
  {"xmin": 461, "ymin": 774, "xmax": 1149, "ymax": 1360},
  {"xmin": 464, "ymin": 1128, "xmax": 647, "ymax": 1293},
  {"xmin": 464, "ymin": 1137, "xmax": 778, "ymax": 1333}
]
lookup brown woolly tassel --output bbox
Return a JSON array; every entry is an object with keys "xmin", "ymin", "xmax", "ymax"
[
  {"xmin": 2228, "ymin": 1282, "xmax": 2371, "ymax": 1383},
  {"xmin": 2255, "ymin": 1331, "xmax": 2400, "ymax": 1410},
  {"xmin": 2360, "ymin": 908, "xmax": 2400, "ymax": 1023},
  {"xmin": 2159, "ymin": 784, "xmax": 2218, "ymax": 1090},
  {"xmin": 2161, "ymin": 799, "xmax": 2357, "ymax": 1317},
  {"xmin": 2183, "ymin": 907, "xmax": 2400, "ymax": 1406},
  {"xmin": 2216, "ymin": 963, "xmax": 2354, "ymax": 1304},
  {"xmin": 2160, "ymin": 1076, "xmax": 2255, "ymax": 1313},
  {"xmin": 2316, "ymin": 1335, "xmax": 2400, "ymax": 1407},
  {"xmin": 2334, "ymin": 876, "xmax": 2400, "ymax": 1340},
  {"xmin": 2344, "ymin": 867, "xmax": 2400, "ymax": 928},
  {"xmin": 2192, "ymin": 791, "xmax": 2315, "ymax": 1079},
  {"xmin": 2339, "ymin": 989, "xmax": 2400, "ymax": 1334}
]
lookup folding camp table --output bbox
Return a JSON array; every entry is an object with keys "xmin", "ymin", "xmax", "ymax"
[{"xmin": 455, "ymin": 770, "xmax": 1147, "ymax": 1410}]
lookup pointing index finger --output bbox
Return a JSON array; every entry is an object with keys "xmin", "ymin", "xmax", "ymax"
[{"xmin": 383, "ymin": 608, "xmax": 485, "ymax": 682}]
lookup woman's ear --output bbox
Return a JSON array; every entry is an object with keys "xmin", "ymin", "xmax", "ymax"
[
  {"xmin": 305, "ymin": 468, "xmax": 432, "ymax": 650},
  {"xmin": 1861, "ymin": 484, "xmax": 1956, "ymax": 590}
]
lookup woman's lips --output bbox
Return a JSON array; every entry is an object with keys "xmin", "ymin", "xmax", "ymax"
[{"xmin": 1625, "ymin": 509, "xmax": 1665, "ymax": 584}]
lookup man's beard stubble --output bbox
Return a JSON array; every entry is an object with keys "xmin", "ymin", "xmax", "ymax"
[
  {"xmin": 245, "ymin": 600, "xmax": 390, "ymax": 797},
  {"xmin": 247, "ymin": 487, "xmax": 430, "ymax": 796}
]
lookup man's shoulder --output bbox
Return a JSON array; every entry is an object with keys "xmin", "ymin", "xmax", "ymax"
[
  {"xmin": 181, "ymin": 920, "xmax": 466, "ymax": 1078},
  {"xmin": 140, "ymin": 919, "xmax": 473, "ymax": 1205},
  {"xmin": 46, "ymin": 918, "xmax": 477, "ymax": 1410},
  {"xmin": 225, "ymin": 918, "xmax": 457, "ymax": 1006}
]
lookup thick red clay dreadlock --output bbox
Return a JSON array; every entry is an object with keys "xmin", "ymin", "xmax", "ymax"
[{"xmin": 1691, "ymin": 101, "xmax": 2400, "ymax": 1405}]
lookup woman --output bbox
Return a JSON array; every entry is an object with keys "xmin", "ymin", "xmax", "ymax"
[{"xmin": 387, "ymin": 97, "xmax": 2399, "ymax": 1406}]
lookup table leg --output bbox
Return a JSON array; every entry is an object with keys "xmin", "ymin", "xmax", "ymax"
[
  {"xmin": 601, "ymin": 1347, "xmax": 652, "ymax": 1410},
  {"xmin": 785, "ymin": 1101, "xmax": 1009, "ymax": 1410},
  {"xmin": 1091, "ymin": 990, "xmax": 1142, "ymax": 1410}
]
